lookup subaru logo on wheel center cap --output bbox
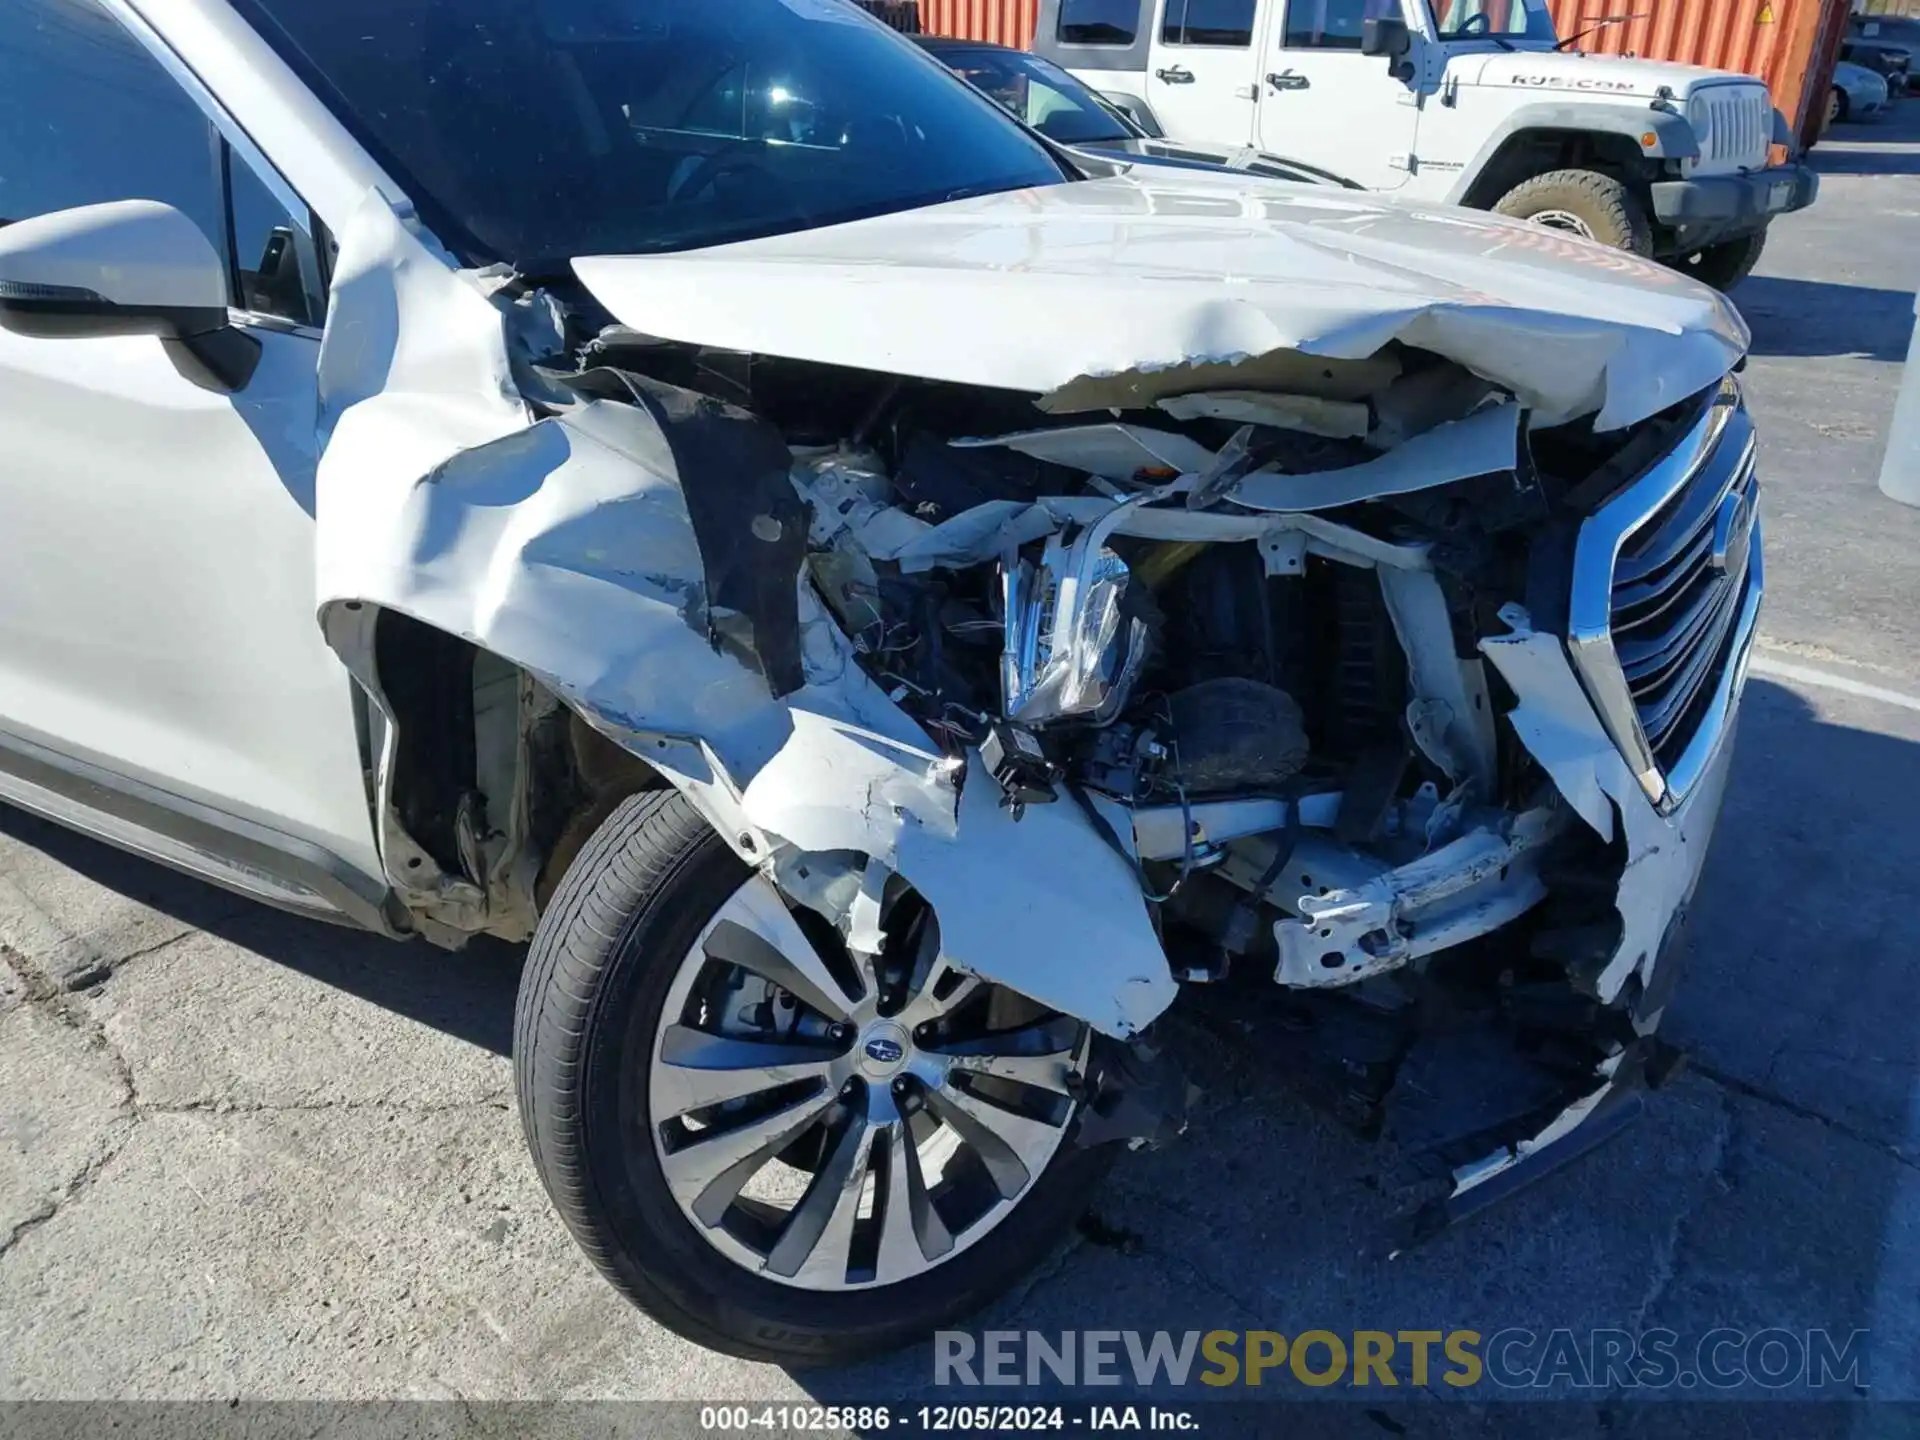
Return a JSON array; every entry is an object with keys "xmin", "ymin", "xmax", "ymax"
[{"xmin": 858, "ymin": 1024, "xmax": 909, "ymax": 1076}]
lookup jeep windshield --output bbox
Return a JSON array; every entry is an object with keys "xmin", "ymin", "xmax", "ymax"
[
  {"xmin": 229, "ymin": 0, "xmax": 1071, "ymax": 271},
  {"xmin": 1430, "ymin": 0, "xmax": 1559, "ymax": 43}
]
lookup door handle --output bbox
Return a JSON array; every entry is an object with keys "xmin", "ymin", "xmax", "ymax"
[
  {"xmin": 1266, "ymin": 69, "xmax": 1311, "ymax": 91},
  {"xmin": 1155, "ymin": 66, "xmax": 1195, "ymax": 84}
]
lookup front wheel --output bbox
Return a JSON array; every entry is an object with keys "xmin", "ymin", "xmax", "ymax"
[
  {"xmin": 1828, "ymin": 86, "xmax": 1849, "ymax": 129},
  {"xmin": 1492, "ymin": 168, "xmax": 1654, "ymax": 255},
  {"xmin": 513, "ymin": 789, "xmax": 1113, "ymax": 1365}
]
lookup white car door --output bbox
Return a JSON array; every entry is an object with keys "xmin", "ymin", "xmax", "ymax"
[
  {"xmin": 0, "ymin": 0, "xmax": 388, "ymax": 922},
  {"xmin": 1143, "ymin": 0, "xmax": 1264, "ymax": 144},
  {"xmin": 1258, "ymin": 0, "xmax": 1421, "ymax": 189}
]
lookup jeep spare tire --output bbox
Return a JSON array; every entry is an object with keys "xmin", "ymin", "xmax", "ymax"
[{"xmin": 1493, "ymin": 169, "xmax": 1654, "ymax": 256}]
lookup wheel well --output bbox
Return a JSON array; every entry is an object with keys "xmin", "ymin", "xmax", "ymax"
[
  {"xmin": 1459, "ymin": 129, "xmax": 1656, "ymax": 210},
  {"xmin": 366, "ymin": 609, "xmax": 667, "ymax": 939},
  {"xmin": 374, "ymin": 612, "xmax": 479, "ymax": 882}
]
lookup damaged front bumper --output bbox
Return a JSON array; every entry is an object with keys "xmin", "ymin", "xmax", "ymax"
[
  {"xmin": 1409, "ymin": 396, "xmax": 1761, "ymax": 1232},
  {"xmin": 309, "ymin": 187, "xmax": 1763, "ymax": 1235},
  {"xmin": 1400, "ymin": 613, "xmax": 1749, "ymax": 1239}
]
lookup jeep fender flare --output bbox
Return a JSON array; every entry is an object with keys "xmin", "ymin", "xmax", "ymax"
[{"xmin": 1446, "ymin": 103, "xmax": 1700, "ymax": 208}]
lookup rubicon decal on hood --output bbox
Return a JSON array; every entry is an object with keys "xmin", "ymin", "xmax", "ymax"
[{"xmin": 1508, "ymin": 74, "xmax": 1640, "ymax": 91}]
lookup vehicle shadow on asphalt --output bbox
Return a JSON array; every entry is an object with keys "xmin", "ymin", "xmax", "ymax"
[
  {"xmin": 1736, "ymin": 276, "xmax": 1916, "ymax": 360},
  {"xmin": 1806, "ymin": 139, "xmax": 1920, "ymax": 176},
  {"xmin": 0, "ymin": 803, "xmax": 526, "ymax": 1056}
]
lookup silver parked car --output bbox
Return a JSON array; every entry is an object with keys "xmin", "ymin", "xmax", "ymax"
[
  {"xmin": 1831, "ymin": 59, "xmax": 1893, "ymax": 125},
  {"xmin": 0, "ymin": 0, "xmax": 1759, "ymax": 1364}
]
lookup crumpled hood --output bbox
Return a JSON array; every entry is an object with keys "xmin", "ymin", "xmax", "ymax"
[
  {"xmin": 573, "ymin": 167, "xmax": 1748, "ymax": 430},
  {"xmin": 1462, "ymin": 48, "xmax": 1761, "ymax": 97}
]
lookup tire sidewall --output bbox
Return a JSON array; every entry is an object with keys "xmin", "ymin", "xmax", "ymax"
[
  {"xmin": 554, "ymin": 801, "xmax": 1115, "ymax": 1365},
  {"xmin": 1493, "ymin": 168, "xmax": 1653, "ymax": 255},
  {"xmin": 1673, "ymin": 230, "xmax": 1766, "ymax": 292}
]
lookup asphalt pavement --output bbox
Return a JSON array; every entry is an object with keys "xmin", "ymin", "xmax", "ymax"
[{"xmin": 2, "ymin": 106, "xmax": 1919, "ymax": 1436}]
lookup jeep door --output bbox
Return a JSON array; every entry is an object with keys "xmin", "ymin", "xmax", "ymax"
[
  {"xmin": 1256, "ymin": 0, "xmax": 1420, "ymax": 188},
  {"xmin": 1143, "ymin": 0, "xmax": 1265, "ymax": 144}
]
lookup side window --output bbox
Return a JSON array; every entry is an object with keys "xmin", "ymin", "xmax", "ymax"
[
  {"xmin": 0, "ymin": 0, "xmax": 320, "ymax": 326},
  {"xmin": 1163, "ymin": 0, "xmax": 1258, "ymax": 46},
  {"xmin": 1283, "ymin": 0, "xmax": 1401, "ymax": 49},
  {"xmin": 0, "ymin": 0, "xmax": 222, "ymax": 240},
  {"xmin": 1057, "ymin": 0, "xmax": 1141, "ymax": 44},
  {"xmin": 225, "ymin": 146, "xmax": 322, "ymax": 326}
]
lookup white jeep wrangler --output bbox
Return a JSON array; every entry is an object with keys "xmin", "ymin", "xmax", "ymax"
[{"xmin": 1036, "ymin": 0, "xmax": 1818, "ymax": 288}]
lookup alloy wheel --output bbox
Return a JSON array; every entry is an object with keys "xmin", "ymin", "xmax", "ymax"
[{"xmin": 647, "ymin": 871, "xmax": 1089, "ymax": 1290}]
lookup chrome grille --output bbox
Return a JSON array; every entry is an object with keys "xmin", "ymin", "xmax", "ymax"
[
  {"xmin": 1687, "ymin": 84, "xmax": 1771, "ymax": 174},
  {"xmin": 1568, "ymin": 379, "xmax": 1764, "ymax": 811}
]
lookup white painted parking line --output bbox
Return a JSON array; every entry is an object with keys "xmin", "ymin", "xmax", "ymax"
[{"xmin": 1750, "ymin": 654, "xmax": 1920, "ymax": 715}]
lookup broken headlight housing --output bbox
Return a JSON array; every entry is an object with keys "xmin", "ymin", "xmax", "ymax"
[{"xmin": 1000, "ymin": 532, "xmax": 1152, "ymax": 727}]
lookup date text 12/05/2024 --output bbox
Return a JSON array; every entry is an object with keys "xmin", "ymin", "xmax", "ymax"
[
  {"xmin": 699, "ymin": 1405, "xmax": 1197, "ymax": 1432},
  {"xmin": 698, "ymin": 1413, "xmax": 1190, "ymax": 1436}
]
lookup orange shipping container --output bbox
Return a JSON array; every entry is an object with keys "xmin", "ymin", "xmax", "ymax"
[
  {"xmin": 870, "ymin": 0, "xmax": 1844, "ymax": 150},
  {"xmin": 860, "ymin": 0, "xmax": 1041, "ymax": 45},
  {"xmin": 1544, "ymin": 0, "xmax": 1848, "ymax": 152},
  {"xmin": 915, "ymin": 0, "xmax": 1042, "ymax": 45}
]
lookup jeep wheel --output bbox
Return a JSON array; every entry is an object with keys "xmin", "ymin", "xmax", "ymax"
[
  {"xmin": 514, "ymin": 789, "xmax": 1112, "ymax": 1365},
  {"xmin": 1672, "ymin": 230, "xmax": 1767, "ymax": 292},
  {"xmin": 1493, "ymin": 169, "xmax": 1654, "ymax": 255}
]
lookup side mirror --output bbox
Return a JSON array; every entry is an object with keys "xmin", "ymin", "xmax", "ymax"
[
  {"xmin": 1362, "ymin": 16, "xmax": 1412, "ymax": 59},
  {"xmin": 0, "ymin": 199, "xmax": 259, "ymax": 391}
]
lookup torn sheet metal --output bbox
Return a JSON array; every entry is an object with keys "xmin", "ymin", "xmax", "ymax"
[
  {"xmin": 1449, "ymin": 1079, "xmax": 1616, "ymax": 1198},
  {"xmin": 743, "ymin": 742, "xmax": 1176, "ymax": 1038},
  {"xmin": 951, "ymin": 424, "xmax": 1219, "ymax": 482},
  {"xmin": 315, "ymin": 195, "xmax": 530, "ymax": 500},
  {"xmin": 1043, "ymin": 349, "xmax": 1403, "ymax": 416},
  {"xmin": 566, "ymin": 368, "xmax": 810, "ymax": 695},
  {"xmin": 1478, "ymin": 606, "xmax": 1739, "ymax": 1015},
  {"xmin": 871, "ymin": 499, "xmax": 1054, "ymax": 574},
  {"xmin": 1227, "ymin": 402, "xmax": 1522, "ymax": 514},
  {"xmin": 319, "ymin": 386, "xmax": 1177, "ymax": 1034},
  {"xmin": 858, "ymin": 490, "xmax": 1438, "ymax": 578},
  {"xmin": 315, "ymin": 194, "xmax": 919, "ymax": 780},
  {"xmin": 1158, "ymin": 390, "xmax": 1370, "ymax": 440},
  {"xmin": 572, "ymin": 167, "xmax": 1746, "ymax": 431},
  {"xmin": 735, "ymin": 709, "xmax": 961, "ymax": 857},
  {"xmin": 311, "ymin": 194, "xmax": 1176, "ymax": 1039}
]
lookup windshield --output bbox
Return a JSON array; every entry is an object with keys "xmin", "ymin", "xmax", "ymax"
[
  {"xmin": 1430, "ymin": 0, "xmax": 1559, "ymax": 43},
  {"xmin": 230, "ymin": 0, "xmax": 1070, "ymax": 269},
  {"xmin": 932, "ymin": 47, "xmax": 1137, "ymax": 145}
]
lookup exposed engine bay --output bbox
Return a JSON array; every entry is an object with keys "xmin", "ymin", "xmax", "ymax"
[
  {"xmin": 311, "ymin": 190, "xmax": 1757, "ymax": 1240},
  {"xmin": 484, "ymin": 314, "xmax": 1721, "ymax": 1237}
]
